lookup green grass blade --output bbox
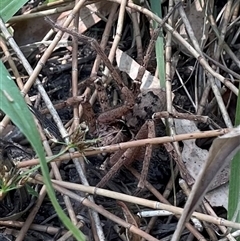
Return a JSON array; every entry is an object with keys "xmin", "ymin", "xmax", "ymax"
[
  {"xmin": 149, "ymin": 0, "xmax": 166, "ymax": 88},
  {"xmin": 228, "ymin": 94, "xmax": 240, "ymax": 228},
  {"xmin": 0, "ymin": 0, "xmax": 29, "ymax": 22},
  {"xmin": 0, "ymin": 62, "xmax": 85, "ymax": 241}
]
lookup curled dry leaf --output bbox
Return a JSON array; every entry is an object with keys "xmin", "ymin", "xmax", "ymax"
[
  {"xmin": 174, "ymin": 119, "xmax": 229, "ymax": 209},
  {"xmin": 172, "ymin": 124, "xmax": 240, "ymax": 240}
]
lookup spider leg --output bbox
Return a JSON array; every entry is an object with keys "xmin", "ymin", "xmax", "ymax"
[
  {"xmin": 96, "ymin": 147, "xmax": 138, "ymax": 188},
  {"xmin": 137, "ymin": 119, "xmax": 155, "ymax": 189},
  {"xmin": 96, "ymin": 121, "xmax": 148, "ymax": 188}
]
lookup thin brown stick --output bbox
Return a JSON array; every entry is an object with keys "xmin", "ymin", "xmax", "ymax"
[
  {"xmin": 36, "ymin": 177, "xmax": 240, "ymax": 230},
  {"xmin": 34, "ymin": 175, "xmax": 159, "ymax": 241},
  {"xmin": 17, "ymin": 128, "xmax": 230, "ymax": 168},
  {"xmin": 0, "ymin": 220, "xmax": 66, "ymax": 235}
]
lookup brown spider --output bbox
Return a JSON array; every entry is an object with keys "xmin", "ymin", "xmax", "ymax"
[
  {"xmin": 79, "ymin": 85, "xmax": 168, "ymax": 190},
  {"xmin": 48, "ymin": 17, "xmax": 190, "ymax": 190}
]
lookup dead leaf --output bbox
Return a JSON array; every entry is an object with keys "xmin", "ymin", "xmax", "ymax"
[
  {"xmin": 175, "ymin": 119, "xmax": 229, "ymax": 209},
  {"xmin": 172, "ymin": 124, "xmax": 240, "ymax": 240}
]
